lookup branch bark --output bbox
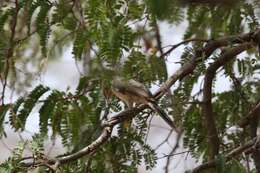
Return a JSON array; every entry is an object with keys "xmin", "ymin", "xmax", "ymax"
[
  {"xmin": 202, "ymin": 42, "xmax": 253, "ymax": 160},
  {"xmin": 24, "ymin": 127, "xmax": 112, "ymax": 166},
  {"xmin": 192, "ymin": 137, "xmax": 260, "ymax": 173},
  {"xmin": 249, "ymin": 110, "xmax": 260, "ymax": 173},
  {"xmin": 1, "ymin": 0, "xmax": 19, "ymax": 105},
  {"xmin": 58, "ymin": 127, "xmax": 112, "ymax": 164},
  {"xmin": 238, "ymin": 101, "xmax": 260, "ymax": 127}
]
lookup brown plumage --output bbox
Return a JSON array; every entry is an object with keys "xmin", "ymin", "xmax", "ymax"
[{"xmin": 112, "ymin": 76, "xmax": 177, "ymax": 130}]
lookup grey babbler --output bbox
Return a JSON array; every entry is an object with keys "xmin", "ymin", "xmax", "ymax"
[{"xmin": 111, "ymin": 76, "xmax": 178, "ymax": 130}]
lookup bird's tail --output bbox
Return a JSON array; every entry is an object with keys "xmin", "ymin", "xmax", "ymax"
[{"xmin": 147, "ymin": 102, "xmax": 178, "ymax": 131}]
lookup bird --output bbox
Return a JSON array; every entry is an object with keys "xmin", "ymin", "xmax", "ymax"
[{"xmin": 111, "ymin": 76, "xmax": 178, "ymax": 130}]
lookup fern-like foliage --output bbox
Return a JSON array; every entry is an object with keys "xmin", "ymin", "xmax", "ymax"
[
  {"xmin": 25, "ymin": 0, "xmax": 39, "ymax": 34},
  {"xmin": 39, "ymin": 90, "xmax": 60, "ymax": 135},
  {"xmin": 29, "ymin": 133, "xmax": 45, "ymax": 159},
  {"xmin": 0, "ymin": 134, "xmax": 46, "ymax": 173},
  {"xmin": 184, "ymin": 1, "xmax": 259, "ymax": 39},
  {"xmin": 72, "ymin": 29, "xmax": 90, "ymax": 59},
  {"xmin": 10, "ymin": 85, "xmax": 49, "ymax": 130},
  {"xmin": 97, "ymin": 17, "xmax": 135, "ymax": 65},
  {"xmin": 0, "ymin": 141, "xmax": 27, "ymax": 173},
  {"xmin": 123, "ymin": 51, "xmax": 167, "ymax": 85},
  {"xmin": 86, "ymin": 115, "xmax": 157, "ymax": 173},
  {"xmin": 36, "ymin": 1, "xmax": 52, "ymax": 56}
]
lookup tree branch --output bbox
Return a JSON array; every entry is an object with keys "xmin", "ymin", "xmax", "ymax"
[
  {"xmin": 23, "ymin": 127, "xmax": 112, "ymax": 166},
  {"xmin": 249, "ymin": 106, "xmax": 260, "ymax": 172},
  {"xmin": 165, "ymin": 130, "xmax": 183, "ymax": 173},
  {"xmin": 192, "ymin": 137, "xmax": 260, "ymax": 173},
  {"xmin": 161, "ymin": 38, "xmax": 209, "ymax": 58},
  {"xmin": 153, "ymin": 20, "xmax": 164, "ymax": 56},
  {"xmin": 202, "ymin": 42, "xmax": 253, "ymax": 160},
  {"xmin": 58, "ymin": 127, "xmax": 112, "ymax": 164},
  {"xmin": 1, "ymin": 0, "xmax": 19, "ymax": 105},
  {"xmin": 155, "ymin": 28, "xmax": 258, "ymax": 99},
  {"xmin": 160, "ymin": 29, "xmax": 255, "ymax": 60},
  {"xmin": 238, "ymin": 101, "xmax": 260, "ymax": 128}
]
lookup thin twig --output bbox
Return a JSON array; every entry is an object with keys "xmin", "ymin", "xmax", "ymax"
[
  {"xmin": 158, "ymin": 150, "xmax": 191, "ymax": 159},
  {"xmin": 160, "ymin": 38, "xmax": 209, "ymax": 58},
  {"xmin": 154, "ymin": 129, "xmax": 173, "ymax": 150},
  {"xmin": 165, "ymin": 130, "xmax": 183, "ymax": 173}
]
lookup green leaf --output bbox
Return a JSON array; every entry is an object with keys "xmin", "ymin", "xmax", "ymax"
[
  {"xmin": 36, "ymin": 1, "xmax": 52, "ymax": 56},
  {"xmin": 39, "ymin": 90, "xmax": 60, "ymax": 135},
  {"xmin": 12, "ymin": 85, "xmax": 49, "ymax": 130},
  {"xmin": 72, "ymin": 30, "xmax": 89, "ymax": 59},
  {"xmin": 216, "ymin": 154, "xmax": 226, "ymax": 173}
]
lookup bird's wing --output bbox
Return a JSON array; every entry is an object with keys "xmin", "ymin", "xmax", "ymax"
[
  {"xmin": 112, "ymin": 77, "xmax": 154, "ymax": 103},
  {"xmin": 126, "ymin": 79, "xmax": 153, "ymax": 100},
  {"xmin": 112, "ymin": 77, "xmax": 178, "ymax": 130}
]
